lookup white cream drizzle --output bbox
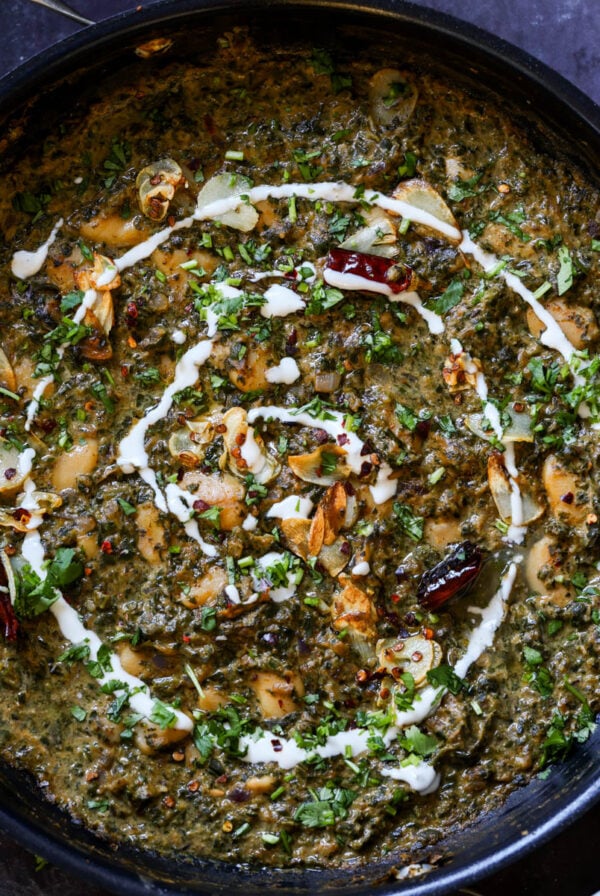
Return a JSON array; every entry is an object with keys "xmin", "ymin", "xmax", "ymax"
[
  {"xmin": 11, "ymin": 218, "xmax": 64, "ymax": 280},
  {"xmin": 117, "ymin": 337, "xmax": 214, "ymax": 513},
  {"xmin": 92, "ymin": 181, "xmax": 460, "ymax": 282},
  {"xmin": 164, "ymin": 483, "xmax": 218, "ymax": 558},
  {"xmin": 458, "ymin": 231, "xmax": 585, "ymax": 394},
  {"xmin": 380, "ymin": 761, "xmax": 441, "ymax": 794},
  {"xmin": 260, "ymin": 284, "xmax": 306, "ymax": 318},
  {"xmin": 351, "ymin": 561, "xmax": 370, "ymax": 576},
  {"xmin": 239, "ymin": 426, "xmax": 266, "ymax": 474},
  {"xmin": 248, "ymin": 262, "xmax": 317, "ymax": 284},
  {"xmin": 452, "ymin": 337, "xmax": 527, "ymax": 545},
  {"xmin": 247, "ymin": 405, "xmax": 397, "ymax": 505},
  {"xmin": 323, "ymin": 269, "xmax": 444, "ymax": 335},
  {"xmin": 238, "ymin": 563, "xmax": 518, "ymax": 790},
  {"xmin": 265, "ymin": 357, "xmax": 301, "ymax": 384},
  {"xmin": 267, "ymin": 495, "xmax": 314, "ymax": 520},
  {"xmin": 195, "ymin": 182, "xmax": 462, "ymax": 241},
  {"xmin": 18, "ymin": 467, "xmax": 191, "ymax": 731}
]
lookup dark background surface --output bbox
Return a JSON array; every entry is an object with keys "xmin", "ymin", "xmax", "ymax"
[{"xmin": 0, "ymin": 1, "xmax": 599, "ymax": 895}]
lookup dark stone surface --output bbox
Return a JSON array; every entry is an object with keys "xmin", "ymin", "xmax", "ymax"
[{"xmin": 0, "ymin": 2, "xmax": 598, "ymax": 895}]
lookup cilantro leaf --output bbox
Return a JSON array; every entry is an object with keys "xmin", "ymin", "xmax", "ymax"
[
  {"xmin": 426, "ymin": 665, "xmax": 467, "ymax": 695},
  {"xmin": 447, "ymin": 173, "xmax": 484, "ymax": 202},
  {"xmin": 557, "ymin": 245, "xmax": 574, "ymax": 295},
  {"xmin": 398, "ymin": 725, "xmax": 439, "ymax": 757},
  {"xmin": 294, "ymin": 786, "xmax": 356, "ymax": 828},
  {"xmin": 427, "ymin": 279, "xmax": 464, "ymax": 315},
  {"xmin": 393, "ymin": 502, "xmax": 424, "ymax": 542}
]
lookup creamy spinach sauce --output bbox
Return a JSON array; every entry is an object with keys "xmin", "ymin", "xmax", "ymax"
[{"xmin": 0, "ymin": 26, "xmax": 598, "ymax": 871}]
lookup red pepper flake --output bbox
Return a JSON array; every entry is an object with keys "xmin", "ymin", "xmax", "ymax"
[
  {"xmin": 84, "ymin": 567, "xmax": 93, "ymax": 577},
  {"xmin": 188, "ymin": 780, "xmax": 199, "ymax": 793},
  {"xmin": 162, "ymin": 795, "xmax": 176, "ymax": 809},
  {"xmin": 100, "ymin": 539, "xmax": 113, "ymax": 555},
  {"xmin": 423, "ymin": 626, "xmax": 435, "ymax": 640},
  {"xmin": 126, "ymin": 301, "xmax": 139, "ymax": 326},
  {"xmin": 390, "ymin": 593, "xmax": 401, "ymax": 604},
  {"xmin": 4, "ymin": 468, "xmax": 16, "ymax": 481},
  {"xmin": 215, "ymin": 774, "xmax": 228, "ymax": 785},
  {"xmin": 182, "ymin": 633, "xmax": 191, "ymax": 643},
  {"xmin": 13, "ymin": 507, "xmax": 31, "ymax": 524},
  {"xmin": 355, "ymin": 669, "xmax": 369, "ymax": 684},
  {"xmin": 121, "ymin": 365, "xmax": 130, "ymax": 378}
]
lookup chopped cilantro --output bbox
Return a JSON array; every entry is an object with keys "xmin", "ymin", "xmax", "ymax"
[
  {"xmin": 294, "ymin": 785, "xmax": 356, "ymax": 828},
  {"xmin": 447, "ymin": 173, "xmax": 484, "ymax": 202},
  {"xmin": 427, "ymin": 278, "xmax": 464, "ymax": 315},
  {"xmin": 557, "ymin": 245, "xmax": 574, "ymax": 295},
  {"xmin": 393, "ymin": 502, "xmax": 424, "ymax": 542},
  {"xmin": 395, "ymin": 402, "xmax": 418, "ymax": 431},
  {"xmin": 150, "ymin": 699, "xmax": 177, "ymax": 730},
  {"xmin": 305, "ymin": 281, "xmax": 345, "ymax": 315},
  {"xmin": 14, "ymin": 548, "xmax": 83, "ymax": 619},
  {"xmin": 426, "ymin": 665, "xmax": 467, "ymax": 695},
  {"xmin": 399, "ymin": 725, "xmax": 439, "ymax": 757}
]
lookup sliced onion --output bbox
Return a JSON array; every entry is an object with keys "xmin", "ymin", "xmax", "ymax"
[
  {"xmin": 0, "ymin": 441, "xmax": 29, "ymax": 497},
  {"xmin": 466, "ymin": 409, "xmax": 533, "ymax": 444},
  {"xmin": 288, "ymin": 444, "xmax": 349, "ymax": 486},
  {"xmin": 487, "ymin": 453, "xmax": 544, "ymax": 524},
  {"xmin": 221, "ymin": 407, "xmax": 280, "ymax": 485},
  {"xmin": 314, "ymin": 371, "xmax": 342, "ymax": 393},
  {"xmin": 377, "ymin": 635, "xmax": 442, "ymax": 686},
  {"xmin": 136, "ymin": 158, "xmax": 185, "ymax": 222},
  {"xmin": 340, "ymin": 209, "xmax": 397, "ymax": 258},
  {"xmin": 392, "ymin": 178, "xmax": 460, "ymax": 243},
  {"xmin": 369, "ymin": 69, "xmax": 418, "ymax": 128},
  {"xmin": 196, "ymin": 174, "xmax": 258, "ymax": 232},
  {"xmin": 0, "ymin": 348, "xmax": 17, "ymax": 393}
]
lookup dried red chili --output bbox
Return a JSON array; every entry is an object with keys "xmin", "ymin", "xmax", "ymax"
[
  {"xmin": 417, "ymin": 541, "xmax": 483, "ymax": 611},
  {"xmin": 325, "ymin": 247, "xmax": 414, "ymax": 293}
]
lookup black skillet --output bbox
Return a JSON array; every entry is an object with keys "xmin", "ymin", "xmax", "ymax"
[{"xmin": 0, "ymin": 2, "xmax": 599, "ymax": 894}]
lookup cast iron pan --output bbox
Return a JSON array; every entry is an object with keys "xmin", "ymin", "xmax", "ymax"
[{"xmin": 0, "ymin": 2, "xmax": 599, "ymax": 894}]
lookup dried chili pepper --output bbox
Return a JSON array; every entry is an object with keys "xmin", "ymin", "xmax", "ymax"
[
  {"xmin": 0, "ymin": 555, "xmax": 19, "ymax": 641},
  {"xmin": 0, "ymin": 591, "xmax": 18, "ymax": 641},
  {"xmin": 417, "ymin": 541, "xmax": 482, "ymax": 611},
  {"xmin": 325, "ymin": 248, "xmax": 414, "ymax": 293}
]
